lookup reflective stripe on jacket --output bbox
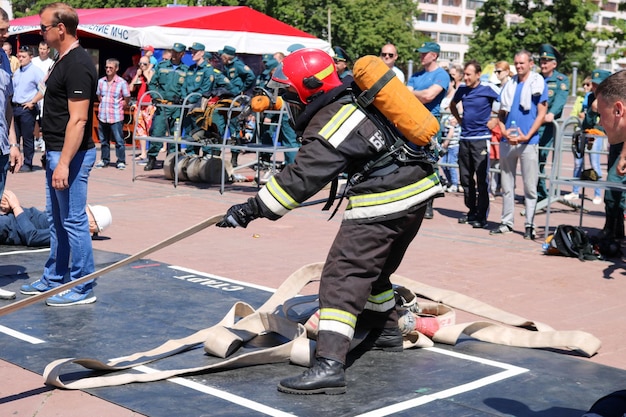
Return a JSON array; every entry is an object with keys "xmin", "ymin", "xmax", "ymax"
[{"xmin": 256, "ymin": 94, "xmax": 444, "ymax": 223}]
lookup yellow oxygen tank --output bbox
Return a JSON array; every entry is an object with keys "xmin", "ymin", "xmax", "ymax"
[{"xmin": 352, "ymin": 55, "xmax": 439, "ymax": 146}]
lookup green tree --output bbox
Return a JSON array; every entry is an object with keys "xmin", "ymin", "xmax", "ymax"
[
  {"xmin": 212, "ymin": 0, "xmax": 428, "ymax": 68},
  {"xmin": 466, "ymin": 0, "xmax": 514, "ymax": 65},
  {"xmin": 12, "ymin": 0, "xmax": 426, "ymax": 72},
  {"xmin": 468, "ymin": 0, "xmax": 595, "ymax": 75}
]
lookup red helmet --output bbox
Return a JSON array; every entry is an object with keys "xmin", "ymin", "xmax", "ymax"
[{"xmin": 271, "ymin": 48, "xmax": 342, "ymax": 104}]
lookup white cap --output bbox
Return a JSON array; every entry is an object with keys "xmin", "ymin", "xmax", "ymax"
[{"xmin": 88, "ymin": 205, "xmax": 112, "ymax": 233}]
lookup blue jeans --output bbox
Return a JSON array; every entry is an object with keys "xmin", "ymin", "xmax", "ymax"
[
  {"xmin": 98, "ymin": 121, "xmax": 126, "ymax": 164},
  {"xmin": 440, "ymin": 145, "xmax": 459, "ymax": 186},
  {"xmin": 572, "ymin": 136, "xmax": 603, "ymax": 197},
  {"xmin": 41, "ymin": 148, "xmax": 96, "ymax": 293},
  {"xmin": 0, "ymin": 153, "xmax": 8, "ymax": 197}
]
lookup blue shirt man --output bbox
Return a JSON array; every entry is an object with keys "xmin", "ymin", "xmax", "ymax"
[
  {"xmin": 12, "ymin": 46, "xmax": 45, "ymax": 170},
  {"xmin": 407, "ymin": 42, "xmax": 449, "ymax": 118},
  {"xmin": 406, "ymin": 41, "xmax": 449, "ymax": 219},
  {"xmin": 450, "ymin": 60, "xmax": 500, "ymax": 228},
  {"xmin": 491, "ymin": 50, "xmax": 548, "ymax": 240},
  {"xmin": 12, "ymin": 52, "xmax": 44, "ymax": 104}
]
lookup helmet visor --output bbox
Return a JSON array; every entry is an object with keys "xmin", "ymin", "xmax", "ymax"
[{"xmin": 269, "ymin": 63, "xmax": 291, "ymax": 90}]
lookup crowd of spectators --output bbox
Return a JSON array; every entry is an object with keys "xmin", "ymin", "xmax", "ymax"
[{"xmin": 2, "ymin": 34, "xmax": 622, "ymax": 246}]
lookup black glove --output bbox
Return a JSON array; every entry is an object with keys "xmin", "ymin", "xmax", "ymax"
[{"xmin": 216, "ymin": 198, "xmax": 261, "ymax": 228}]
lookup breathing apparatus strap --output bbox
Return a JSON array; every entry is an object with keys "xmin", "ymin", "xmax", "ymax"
[
  {"xmin": 355, "ymin": 69, "xmax": 395, "ymax": 108},
  {"xmin": 323, "ymin": 95, "xmax": 407, "ymax": 220}
]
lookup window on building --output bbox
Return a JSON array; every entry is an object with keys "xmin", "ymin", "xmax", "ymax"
[
  {"xmin": 418, "ymin": 13, "xmax": 438, "ymax": 22},
  {"xmin": 442, "ymin": 15, "xmax": 460, "ymax": 25},
  {"xmin": 601, "ymin": 16, "xmax": 615, "ymax": 26},
  {"xmin": 467, "ymin": 0, "xmax": 485, "ymax": 10},
  {"xmin": 440, "ymin": 51, "xmax": 460, "ymax": 62},
  {"xmin": 602, "ymin": 2, "xmax": 618, "ymax": 12},
  {"xmin": 439, "ymin": 33, "xmax": 462, "ymax": 43}
]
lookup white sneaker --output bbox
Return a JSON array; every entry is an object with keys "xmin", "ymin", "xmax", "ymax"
[
  {"xmin": 593, "ymin": 196, "xmax": 603, "ymax": 205},
  {"xmin": 446, "ymin": 185, "xmax": 458, "ymax": 193},
  {"xmin": 563, "ymin": 192, "xmax": 579, "ymax": 201},
  {"xmin": 457, "ymin": 185, "xmax": 464, "ymax": 193},
  {"xmin": 0, "ymin": 288, "xmax": 16, "ymax": 300}
]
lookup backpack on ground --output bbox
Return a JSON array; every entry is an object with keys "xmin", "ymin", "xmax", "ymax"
[{"xmin": 544, "ymin": 224, "xmax": 600, "ymax": 261}]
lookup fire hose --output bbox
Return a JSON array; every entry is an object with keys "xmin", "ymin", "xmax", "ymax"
[{"xmin": 0, "ymin": 214, "xmax": 224, "ymax": 317}]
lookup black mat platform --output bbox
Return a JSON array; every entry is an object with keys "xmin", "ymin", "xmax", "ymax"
[{"xmin": 0, "ymin": 248, "xmax": 623, "ymax": 416}]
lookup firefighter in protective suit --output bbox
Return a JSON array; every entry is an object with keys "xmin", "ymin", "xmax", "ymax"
[{"xmin": 216, "ymin": 48, "xmax": 443, "ymax": 394}]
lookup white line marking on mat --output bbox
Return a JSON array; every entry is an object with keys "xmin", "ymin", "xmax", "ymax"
[
  {"xmin": 135, "ymin": 365, "xmax": 294, "ymax": 417},
  {"xmin": 169, "ymin": 265, "xmax": 278, "ymax": 293},
  {"xmin": 0, "ymin": 325, "xmax": 45, "ymax": 344},
  {"xmin": 0, "ymin": 248, "xmax": 49, "ymax": 256},
  {"xmin": 354, "ymin": 347, "xmax": 529, "ymax": 417}
]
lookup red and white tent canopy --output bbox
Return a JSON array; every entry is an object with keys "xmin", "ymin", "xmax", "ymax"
[{"xmin": 9, "ymin": 6, "xmax": 331, "ymax": 54}]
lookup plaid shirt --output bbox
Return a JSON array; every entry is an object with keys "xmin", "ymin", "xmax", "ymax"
[{"xmin": 96, "ymin": 74, "xmax": 130, "ymax": 124}]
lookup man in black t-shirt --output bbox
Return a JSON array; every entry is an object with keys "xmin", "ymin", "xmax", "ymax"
[{"xmin": 19, "ymin": 3, "xmax": 99, "ymax": 307}]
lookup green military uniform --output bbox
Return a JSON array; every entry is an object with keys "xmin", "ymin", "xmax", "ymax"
[
  {"xmin": 218, "ymin": 45, "xmax": 256, "ymax": 166},
  {"xmin": 181, "ymin": 42, "xmax": 234, "ymax": 155},
  {"xmin": 219, "ymin": 46, "xmax": 256, "ymax": 95},
  {"xmin": 537, "ymin": 44, "xmax": 570, "ymax": 201},
  {"xmin": 255, "ymin": 58, "xmax": 301, "ymax": 165},
  {"xmin": 146, "ymin": 42, "xmax": 189, "ymax": 159},
  {"xmin": 333, "ymin": 46, "xmax": 353, "ymax": 80}
]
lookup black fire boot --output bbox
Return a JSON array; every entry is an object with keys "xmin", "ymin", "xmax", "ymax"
[
  {"xmin": 277, "ymin": 357, "xmax": 346, "ymax": 395},
  {"xmin": 230, "ymin": 152, "xmax": 239, "ymax": 168},
  {"xmin": 354, "ymin": 327, "xmax": 403, "ymax": 352},
  {"xmin": 424, "ymin": 200, "xmax": 434, "ymax": 219},
  {"xmin": 143, "ymin": 156, "xmax": 157, "ymax": 171}
]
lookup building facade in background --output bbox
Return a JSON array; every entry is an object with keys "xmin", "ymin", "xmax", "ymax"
[
  {"xmin": 415, "ymin": 0, "xmax": 625, "ymax": 72},
  {"xmin": 587, "ymin": 0, "xmax": 626, "ymax": 72}
]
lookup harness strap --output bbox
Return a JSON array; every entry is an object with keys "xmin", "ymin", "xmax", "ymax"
[
  {"xmin": 356, "ymin": 69, "xmax": 395, "ymax": 108},
  {"xmin": 321, "ymin": 177, "xmax": 339, "ymax": 211}
]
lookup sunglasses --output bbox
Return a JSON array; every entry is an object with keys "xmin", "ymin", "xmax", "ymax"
[
  {"xmin": 494, "ymin": 70, "xmax": 504, "ymax": 74},
  {"xmin": 40, "ymin": 23, "xmax": 58, "ymax": 33},
  {"xmin": 583, "ymin": 83, "xmax": 591, "ymax": 87},
  {"xmin": 19, "ymin": 46, "xmax": 30, "ymax": 52},
  {"xmin": 380, "ymin": 53, "xmax": 395, "ymax": 58},
  {"xmin": 139, "ymin": 62, "xmax": 149, "ymax": 66}
]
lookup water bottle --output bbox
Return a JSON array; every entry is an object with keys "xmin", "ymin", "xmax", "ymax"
[
  {"xmin": 173, "ymin": 118, "xmax": 181, "ymax": 142},
  {"xmin": 509, "ymin": 120, "xmax": 519, "ymax": 138}
]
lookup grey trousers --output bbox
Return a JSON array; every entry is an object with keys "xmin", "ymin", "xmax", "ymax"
[{"xmin": 499, "ymin": 142, "xmax": 539, "ymax": 228}]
